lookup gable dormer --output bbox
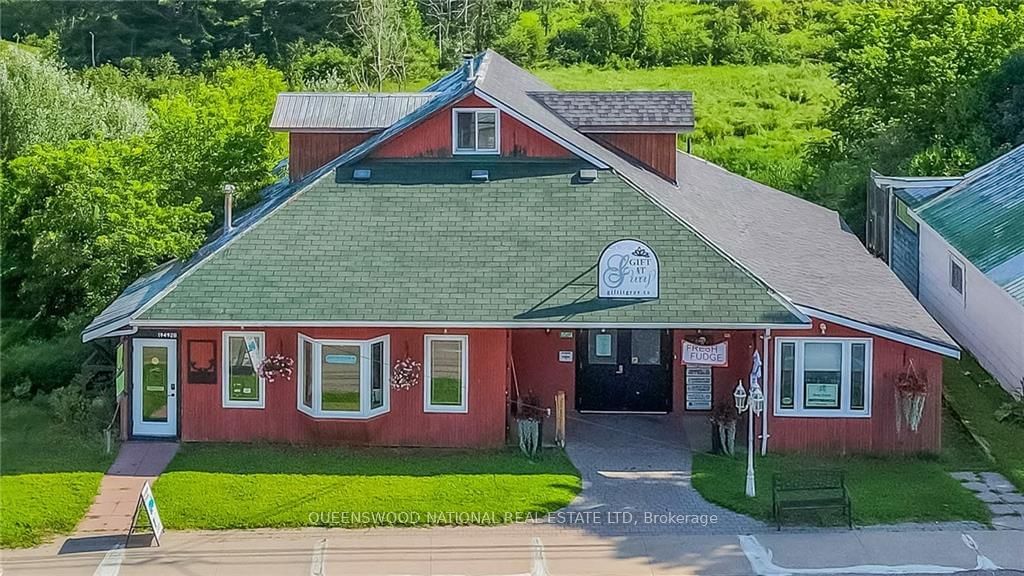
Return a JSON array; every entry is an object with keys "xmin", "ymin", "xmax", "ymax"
[
  {"xmin": 270, "ymin": 92, "xmax": 438, "ymax": 182},
  {"xmin": 530, "ymin": 91, "xmax": 694, "ymax": 183}
]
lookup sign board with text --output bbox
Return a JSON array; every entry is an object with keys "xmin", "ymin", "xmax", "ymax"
[
  {"xmin": 132, "ymin": 481, "xmax": 165, "ymax": 545},
  {"xmin": 598, "ymin": 240, "xmax": 659, "ymax": 299},
  {"xmin": 680, "ymin": 341, "xmax": 728, "ymax": 367},
  {"xmin": 685, "ymin": 365, "xmax": 713, "ymax": 410}
]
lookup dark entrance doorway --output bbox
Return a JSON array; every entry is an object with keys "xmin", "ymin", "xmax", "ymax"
[{"xmin": 576, "ymin": 329, "xmax": 672, "ymax": 412}]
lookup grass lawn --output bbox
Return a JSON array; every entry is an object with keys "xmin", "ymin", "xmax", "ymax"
[
  {"xmin": 153, "ymin": 443, "xmax": 580, "ymax": 530},
  {"xmin": 536, "ymin": 63, "xmax": 837, "ymax": 193},
  {"xmin": 692, "ymin": 451, "xmax": 990, "ymax": 526},
  {"xmin": 943, "ymin": 355, "xmax": 1024, "ymax": 491},
  {"xmin": 0, "ymin": 401, "xmax": 116, "ymax": 548}
]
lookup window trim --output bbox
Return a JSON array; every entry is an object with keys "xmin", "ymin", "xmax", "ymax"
[
  {"xmin": 451, "ymin": 108, "xmax": 500, "ymax": 155},
  {"xmin": 773, "ymin": 337, "xmax": 873, "ymax": 418},
  {"xmin": 296, "ymin": 333, "xmax": 390, "ymax": 420},
  {"xmin": 423, "ymin": 334, "xmax": 469, "ymax": 413},
  {"xmin": 222, "ymin": 330, "xmax": 266, "ymax": 409},
  {"xmin": 949, "ymin": 254, "xmax": 966, "ymax": 301}
]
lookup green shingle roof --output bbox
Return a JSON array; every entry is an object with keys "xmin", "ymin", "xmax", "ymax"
[{"xmin": 140, "ymin": 160, "xmax": 801, "ymax": 325}]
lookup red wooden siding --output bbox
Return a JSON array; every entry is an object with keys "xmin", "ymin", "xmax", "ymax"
[
  {"xmin": 591, "ymin": 133, "xmax": 677, "ymax": 182},
  {"xmin": 511, "ymin": 329, "xmax": 576, "ymax": 411},
  {"xmin": 764, "ymin": 318, "xmax": 943, "ymax": 454},
  {"xmin": 675, "ymin": 324, "xmax": 943, "ymax": 454},
  {"xmin": 674, "ymin": 329, "xmax": 760, "ymax": 415},
  {"xmin": 372, "ymin": 94, "xmax": 574, "ymax": 159},
  {"xmin": 176, "ymin": 327, "xmax": 510, "ymax": 447},
  {"xmin": 289, "ymin": 132, "xmax": 373, "ymax": 182}
]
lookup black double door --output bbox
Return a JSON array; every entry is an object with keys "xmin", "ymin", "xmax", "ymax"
[{"xmin": 576, "ymin": 329, "xmax": 673, "ymax": 413}]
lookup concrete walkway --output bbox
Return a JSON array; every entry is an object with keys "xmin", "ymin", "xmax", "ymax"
[
  {"xmin": 74, "ymin": 441, "xmax": 179, "ymax": 536},
  {"xmin": 952, "ymin": 471, "xmax": 1024, "ymax": 530},
  {"xmin": 562, "ymin": 413, "xmax": 766, "ymax": 535}
]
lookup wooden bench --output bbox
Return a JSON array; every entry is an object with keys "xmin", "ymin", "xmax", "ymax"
[{"xmin": 772, "ymin": 469, "xmax": 852, "ymax": 530}]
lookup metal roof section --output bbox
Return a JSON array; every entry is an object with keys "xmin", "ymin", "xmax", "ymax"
[
  {"xmin": 917, "ymin": 144, "xmax": 1024, "ymax": 304},
  {"xmin": 871, "ymin": 174, "xmax": 962, "ymax": 209},
  {"xmin": 529, "ymin": 91, "xmax": 695, "ymax": 132},
  {"xmin": 269, "ymin": 92, "xmax": 439, "ymax": 131}
]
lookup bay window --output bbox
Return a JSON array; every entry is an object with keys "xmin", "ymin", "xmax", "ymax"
[
  {"xmin": 297, "ymin": 334, "xmax": 389, "ymax": 419},
  {"xmin": 453, "ymin": 109, "xmax": 499, "ymax": 154},
  {"xmin": 424, "ymin": 334, "xmax": 469, "ymax": 413},
  {"xmin": 223, "ymin": 331, "xmax": 265, "ymax": 408},
  {"xmin": 774, "ymin": 338, "xmax": 872, "ymax": 417}
]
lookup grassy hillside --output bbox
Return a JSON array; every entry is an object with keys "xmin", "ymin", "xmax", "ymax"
[{"xmin": 536, "ymin": 63, "xmax": 838, "ymax": 193}]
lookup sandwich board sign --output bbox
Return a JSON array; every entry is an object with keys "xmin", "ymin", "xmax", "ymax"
[{"xmin": 130, "ymin": 481, "xmax": 165, "ymax": 545}]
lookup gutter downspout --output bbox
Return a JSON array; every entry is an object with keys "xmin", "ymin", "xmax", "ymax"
[{"xmin": 761, "ymin": 328, "xmax": 770, "ymax": 456}]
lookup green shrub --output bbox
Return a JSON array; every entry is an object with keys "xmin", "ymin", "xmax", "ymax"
[
  {"xmin": 995, "ymin": 399, "xmax": 1024, "ymax": 428},
  {"xmin": 0, "ymin": 331, "xmax": 90, "ymax": 396},
  {"xmin": 48, "ymin": 385, "xmax": 92, "ymax": 428}
]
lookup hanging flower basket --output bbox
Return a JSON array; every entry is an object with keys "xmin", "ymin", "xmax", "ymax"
[
  {"xmin": 391, "ymin": 357, "xmax": 422, "ymax": 390},
  {"xmin": 895, "ymin": 360, "xmax": 928, "ymax": 433},
  {"xmin": 259, "ymin": 354, "xmax": 295, "ymax": 383}
]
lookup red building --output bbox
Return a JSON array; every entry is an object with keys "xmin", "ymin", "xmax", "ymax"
[{"xmin": 85, "ymin": 51, "xmax": 958, "ymax": 454}]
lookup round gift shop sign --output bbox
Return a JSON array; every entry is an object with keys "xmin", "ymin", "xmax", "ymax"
[{"xmin": 598, "ymin": 239, "xmax": 660, "ymax": 299}]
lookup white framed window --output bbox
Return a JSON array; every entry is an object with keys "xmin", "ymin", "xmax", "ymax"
[
  {"xmin": 222, "ymin": 331, "xmax": 266, "ymax": 408},
  {"xmin": 297, "ymin": 333, "xmax": 389, "ymax": 419},
  {"xmin": 949, "ymin": 255, "xmax": 965, "ymax": 299},
  {"xmin": 774, "ymin": 338, "xmax": 872, "ymax": 418},
  {"xmin": 452, "ymin": 108, "xmax": 499, "ymax": 154},
  {"xmin": 424, "ymin": 334, "xmax": 469, "ymax": 413}
]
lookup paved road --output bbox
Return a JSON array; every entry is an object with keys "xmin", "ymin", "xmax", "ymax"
[{"xmin": 3, "ymin": 526, "xmax": 1022, "ymax": 576}]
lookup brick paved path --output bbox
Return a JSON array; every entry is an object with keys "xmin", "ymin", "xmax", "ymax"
[
  {"xmin": 74, "ymin": 441, "xmax": 179, "ymax": 536},
  {"xmin": 560, "ymin": 413, "xmax": 766, "ymax": 535}
]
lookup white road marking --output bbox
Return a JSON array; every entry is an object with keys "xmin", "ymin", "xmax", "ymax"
[
  {"xmin": 738, "ymin": 533, "xmax": 1002, "ymax": 576},
  {"xmin": 310, "ymin": 538, "xmax": 327, "ymax": 576},
  {"xmin": 93, "ymin": 545, "xmax": 125, "ymax": 576},
  {"xmin": 531, "ymin": 536, "xmax": 549, "ymax": 576}
]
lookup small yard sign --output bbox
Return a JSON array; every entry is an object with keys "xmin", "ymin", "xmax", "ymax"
[
  {"xmin": 132, "ymin": 481, "xmax": 165, "ymax": 545},
  {"xmin": 598, "ymin": 240, "xmax": 659, "ymax": 299}
]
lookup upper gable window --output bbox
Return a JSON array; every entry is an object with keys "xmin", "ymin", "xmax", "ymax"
[{"xmin": 453, "ymin": 109, "xmax": 499, "ymax": 154}]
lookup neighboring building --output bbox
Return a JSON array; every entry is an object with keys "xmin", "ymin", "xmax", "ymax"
[
  {"xmin": 85, "ymin": 51, "xmax": 958, "ymax": 454},
  {"xmin": 869, "ymin": 145, "xmax": 1024, "ymax": 398}
]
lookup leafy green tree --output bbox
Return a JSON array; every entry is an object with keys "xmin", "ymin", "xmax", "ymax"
[
  {"xmin": 2, "ymin": 140, "xmax": 210, "ymax": 318},
  {"xmin": 494, "ymin": 12, "xmax": 547, "ymax": 66},
  {"xmin": 0, "ymin": 45, "xmax": 148, "ymax": 160},
  {"xmin": 145, "ymin": 60, "xmax": 287, "ymax": 217},
  {"xmin": 809, "ymin": 0, "xmax": 1024, "ymax": 233},
  {"xmin": 547, "ymin": 1, "xmax": 625, "ymax": 66}
]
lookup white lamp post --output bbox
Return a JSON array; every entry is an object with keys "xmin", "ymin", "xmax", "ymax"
[{"xmin": 734, "ymin": 379, "xmax": 764, "ymax": 497}]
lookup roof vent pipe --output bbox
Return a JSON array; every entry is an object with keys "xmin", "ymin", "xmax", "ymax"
[
  {"xmin": 463, "ymin": 54, "xmax": 475, "ymax": 80},
  {"xmin": 222, "ymin": 183, "xmax": 236, "ymax": 234}
]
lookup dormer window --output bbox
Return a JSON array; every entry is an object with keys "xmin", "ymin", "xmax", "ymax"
[{"xmin": 453, "ymin": 108, "xmax": 499, "ymax": 154}]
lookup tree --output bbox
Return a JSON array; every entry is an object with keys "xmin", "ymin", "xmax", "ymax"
[
  {"xmin": 348, "ymin": 0, "xmax": 413, "ymax": 90},
  {"xmin": 0, "ymin": 45, "xmax": 148, "ymax": 160},
  {"xmin": 1, "ymin": 140, "xmax": 210, "ymax": 319},
  {"xmin": 145, "ymin": 59, "xmax": 287, "ymax": 216}
]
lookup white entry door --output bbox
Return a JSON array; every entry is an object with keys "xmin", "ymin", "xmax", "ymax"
[{"xmin": 132, "ymin": 338, "xmax": 178, "ymax": 437}]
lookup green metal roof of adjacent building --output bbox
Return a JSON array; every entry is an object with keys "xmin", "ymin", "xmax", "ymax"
[
  {"xmin": 140, "ymin": 160, "xmax": 801, "ymax": 326},
  {"xmin": 917, "ymin": 144, "xmax": 1024, "ymax": 304}
]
